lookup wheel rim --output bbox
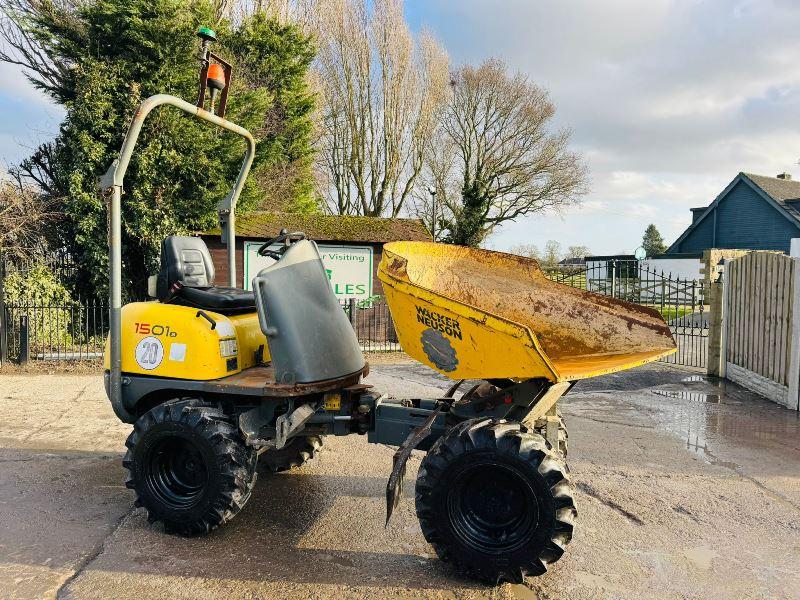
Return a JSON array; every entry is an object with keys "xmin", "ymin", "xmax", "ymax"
[
  {"xmin": 447, "ymin": 460, "xmax": 539, "ymax": 554},
  {"xmin": 144, "ymin": 435, "xmax": 209, "ymax": 510}
]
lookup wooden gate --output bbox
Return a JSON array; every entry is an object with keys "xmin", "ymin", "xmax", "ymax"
[{"xmin": 723, "ymin": 252, "xmax": 798, "ymax": 407}]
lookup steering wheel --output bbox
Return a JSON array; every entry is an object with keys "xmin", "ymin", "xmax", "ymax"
[{"xmin": 257, "ymin": 229, "xmax": 307, "ymax": 260}]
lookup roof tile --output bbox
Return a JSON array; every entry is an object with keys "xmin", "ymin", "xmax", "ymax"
[
  {"xmin": 744, "ymin": 173, "xmax": 800, "ymax": 222},
  {"xmin": 202, "ymin": 212, "xmax": 430, "ymax": 243}
]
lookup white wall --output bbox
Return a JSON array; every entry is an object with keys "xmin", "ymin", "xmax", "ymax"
[
  {"xmin": 641, "ymin": 257, "xmax": 703, "ymax": 280},
  {"xmin": 583, "ymin": 256, "xmax": 703, "ymax": 302},
  {"xmin": 585, "ymin": 259, "xmax": 609, "ymax": 279}
]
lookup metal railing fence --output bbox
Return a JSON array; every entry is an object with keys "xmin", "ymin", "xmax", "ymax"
[
  {"xmin": 2, "ymin": 300, "xmax": 108, "ymax": 363},
  {"xmin": 1, "ymin": 296, "xmax": 404, "ymax": 364},
  {"xmin": 341, "ymin": 298, "xmax": 401, "ymax": 352},
  {"xmin": 543, "ymin": 259, "xmax": 709, "ymax": 369}
]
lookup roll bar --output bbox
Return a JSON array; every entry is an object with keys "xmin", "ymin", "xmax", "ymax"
[{"xmin": 99, "ymin": 93, "xmax": 256, "ymax": 421}]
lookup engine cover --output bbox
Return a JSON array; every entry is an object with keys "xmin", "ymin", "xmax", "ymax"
[{"xmin": 252, "ymin": 240, "xmax": 365, "ymax": 384}]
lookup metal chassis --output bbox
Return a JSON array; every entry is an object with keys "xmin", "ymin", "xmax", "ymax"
[
  {"xmin": 374, "ymin": 378, "xmax": 572, "ymax": 450},
  {"xmin": 229, "ymin": 375, "xmax": 574, "ymax": 504},
  {"xmin": 113, "ymin": 369, "xmax": 571, "ymax": 453},
  {"xmin": 115, "ymin": 367, "xmax": 571, "ymax": 522}
]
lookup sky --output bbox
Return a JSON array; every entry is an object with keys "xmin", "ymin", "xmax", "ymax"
[
  {"xmin": 2, "ymin": 0, "xmax": 800, "ymax": 255},
  {"xmin": 404, "ymin": 0, "xmax": 800, "ymax": 254},
  {"xmin": 0, "ymin": 60, "xmax": 64, "ymax": 174}
]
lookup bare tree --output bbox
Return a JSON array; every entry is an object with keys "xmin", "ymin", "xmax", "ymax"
[
  {"xmin": 0, "ymin": 176, "xmax": 54, "ymax": 259},
  {"xmin": 432, "ymin": 59, "xmax": 588, "ymax": 247},
  {"xmin": 0, "ymin": 0, "xmax": 82, "ymax": 104},
  {"xmin": 228, "ymin": 0, "xmax": 317, "ymax": 27},
  {"xmin": 311, "ymin": 0, "xmax": 449, "ymax": 217},
  {"xmin": 542, "ymin": 240, "xmax": 563, "ymax": 268},
  {"xmin": 412, "ymin": 127, "xmax": 457, "ymax": 240},
  {"xmin": 508, "ymin": 243, "xmax": 540, "ymax": 260},
  {"xmin": 566, "ymin": 245, "xmax": 589, "ymax": 259}
]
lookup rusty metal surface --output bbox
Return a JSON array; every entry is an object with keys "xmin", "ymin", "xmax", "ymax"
[
  {"xmin": 380, "ymin": 242, "xmax": 676, "ymax": 381},
  {"xmin": 201, "ymin": 364, "xmax": 368, "ymax": 397}
]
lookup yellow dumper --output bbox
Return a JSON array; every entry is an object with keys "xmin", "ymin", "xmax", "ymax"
[
  {"xmin": 373, "ymin": 241, "xmax": 675, "ymax": 580},
  {"xmin": 104, "ymin": 28, "xmax": 679, "ymax": 588},
  {"xmin": 379, "ymin": 241, "xmax": 676, "ymax": 382}
]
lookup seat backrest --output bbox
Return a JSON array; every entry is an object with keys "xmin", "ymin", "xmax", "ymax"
[
  {"xmin": 252, "ymin": 240, "xmax": 365, "ymax": 384},
  {"xmin": 156, "ymin": 236, "xmax": 216, "ymax": 299}
]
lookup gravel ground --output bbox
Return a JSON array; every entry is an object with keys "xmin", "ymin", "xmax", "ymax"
[{"xmin": 0, "ymin": 361, "xmax": 799, "ymax": 599}]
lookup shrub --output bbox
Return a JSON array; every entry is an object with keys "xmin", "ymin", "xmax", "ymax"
[{"xmin": 4, "ymin": 266, "xmax": 82, "ymax": 353}]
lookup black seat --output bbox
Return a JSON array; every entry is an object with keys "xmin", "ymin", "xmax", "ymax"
[{"xmin": 156, "ymin": 236, "xmax": 255, "ymax": 315}]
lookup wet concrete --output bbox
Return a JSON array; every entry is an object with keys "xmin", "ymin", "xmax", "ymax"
[
  {"xmin": 0, "ymin": 362, "xmax": 798, "ymax": 599},
  {"xmin": 574, "ymin": 367, "xmax": 800, "ymax": 511},
  {"xmin": 635, "ymin": 374, "xmax": 800, "ymax": 466}
]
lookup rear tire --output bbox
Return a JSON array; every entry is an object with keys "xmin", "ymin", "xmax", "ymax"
[
  {"xmin": 123, "ymin": 398, "xmax": 257, "ymax": 536},
  {"xmin": 415, "ymin": 418, "xmax": 576, "ymax": 583},
  {"xmin": 259, "ymin": 435, "xmax": 324, "ymax": 473}
]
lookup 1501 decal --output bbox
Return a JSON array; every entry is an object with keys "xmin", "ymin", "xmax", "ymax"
[{"xmin": 135, "ymin": 323, "xmax": 178, "ymax": 337}]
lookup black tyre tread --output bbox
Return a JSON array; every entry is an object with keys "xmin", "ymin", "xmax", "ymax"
[
  {"xmin": 259, "ymin": 435, "xmax": 325, "ymax": 473},
  {"xmin": 123, "ymin": 398, "xmax": 257, "ymax": 536},
  {"xmin": 415, "ymin": 418, "xmax": 577, "ymax": 583}
]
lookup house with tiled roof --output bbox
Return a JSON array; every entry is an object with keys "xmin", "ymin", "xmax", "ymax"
[
  {"xmin": 668, "ymin": 172, "xmax": 800, "ymax": 254},
  {"xmin": 200, "ymin": 212, "xmax": 429, "ymax": 299}
]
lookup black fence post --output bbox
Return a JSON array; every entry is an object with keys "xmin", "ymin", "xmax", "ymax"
[
  {"xmin": 348, "ymin": 297, "xmax": 357, "ymax": 336},
  {"xmin": 0, "ymin": 256, "xmax": 6, "ymax": 366},
  {"xmin": 386, "ymin": 302, "xmax": 399, "ymax": 345},
  {"xmin": 19, "ymin": 314, "xmax": 29, "ymax": 365},
  {"xmin": 610, "ymin": 259, "xmax": 617, "ymax": 298}
]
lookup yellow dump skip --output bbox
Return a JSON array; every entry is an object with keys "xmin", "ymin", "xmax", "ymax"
[{"xmin": 378, "ymin": 242, "xmax": 676, "ymax": 382}]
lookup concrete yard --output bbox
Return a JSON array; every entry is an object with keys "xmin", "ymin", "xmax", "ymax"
[{"xmin": 1, "ymin": 361, "xmax": 799, "ymax": 599}]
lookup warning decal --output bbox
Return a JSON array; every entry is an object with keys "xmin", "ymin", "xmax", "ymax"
[{"xmin": 135, "ymin": 336, "xmax": 164, "ymax": 370}]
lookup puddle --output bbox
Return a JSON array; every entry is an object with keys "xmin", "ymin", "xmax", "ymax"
[
  {"xmin": 569, "ymin": 365, "xmax": 800, "ymax": 508},
  {"xmin": 653, "ymin": 389, "xmax": 720, "ymax": 403},
  {"xmin": 653, "ymin": 389, "xmax": 720, "ymax": 402},
  {"xmin": 638, "ymin": 377, "xmax": 800, "ymax": 463}
]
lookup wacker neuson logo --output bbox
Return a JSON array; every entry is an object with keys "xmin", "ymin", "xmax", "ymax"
[{"xmin": 415, "ymin": 305, "xmax": 462, "ymax": 340}]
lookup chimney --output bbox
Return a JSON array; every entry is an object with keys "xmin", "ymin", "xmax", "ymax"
[
  {"xmin": 777, "ymin": 172, "xmax": 792, "ymax": 180},
  {"xmin": 690, "ymin": 206, "xmax": 707, "ymax": 224}
]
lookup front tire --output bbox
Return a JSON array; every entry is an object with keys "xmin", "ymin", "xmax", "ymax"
[
  {"xmin": 415, "ymin": 418, "xmax": 576, "ymax": 583},
  {"xmin": 123, "ymin": 398, "xmax": 257, "ymax": 535}
]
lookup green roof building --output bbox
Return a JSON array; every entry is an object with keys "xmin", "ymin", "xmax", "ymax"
[{"xmin": 200, "ymin": 212, "xmax": 430, "ymax": 299}]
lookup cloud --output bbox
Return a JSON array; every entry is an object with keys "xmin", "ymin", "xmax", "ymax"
[
  {"xmin": 1, "ymin": 1, "xmax": 798, "ymax": 256},
  {"xmin": 416, "ymin": 0, "xmax": 800, "ymax": 253}
]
